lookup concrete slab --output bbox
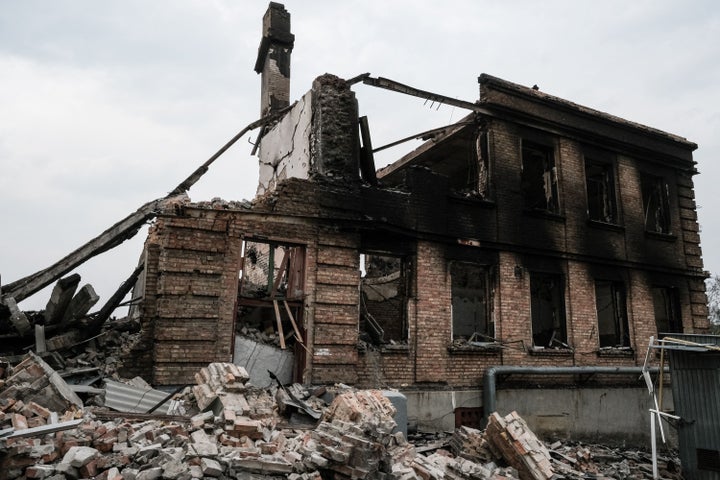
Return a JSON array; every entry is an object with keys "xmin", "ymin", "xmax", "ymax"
[{"xmin": 233, "ymin": 335, "xmax": 294, "ymax": 388}]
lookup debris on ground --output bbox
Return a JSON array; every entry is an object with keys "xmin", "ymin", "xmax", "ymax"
[{"xmin": 0, "ymin": 355, "xmax": 683, "ymax": 480}]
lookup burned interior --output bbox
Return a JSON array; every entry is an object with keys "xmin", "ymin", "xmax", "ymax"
[
  {"xmin": 451, "ymin": 261, "xmax": 493, "ymax": 343},
  {"xmin": 360, "ymin": 252, "xmax": 410, "ymax": 345},
  {"xmin": 584, "ymin": 148, "xmax": 619, "ymax": 224},
  {"xmin": 237, "ymin": 239, "xmax": 305, "ymax": 349},
  {"xmin": 521, "ymin": 138, "xmax": 559, "ymax": 214},
  {"xmin": 0, "ymin": 3, "xmax": 712, "ymax": 461}
]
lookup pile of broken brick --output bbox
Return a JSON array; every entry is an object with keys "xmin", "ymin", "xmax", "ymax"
[{"xmin": 1, "ymin": 355, "xmax": 682, "ymax": 480}]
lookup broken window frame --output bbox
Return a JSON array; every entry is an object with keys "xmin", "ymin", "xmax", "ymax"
[
  {"xmin": 521, "ymin": 139, "xmax": 560, "ymax": 214},
  {"xmin": 651, "ymin": 286, "xmax": 682, "ymax": 336},
  {"xmin": 238, "ymin": 239, "xmax": 305, "ymax": 301},
  {"xmin": 529, "ymin": 272, "xmax": 568, "ymax": 349},
  {"xmin": 450, "ymin": 261, "xmax": 494, "ymax": 343},
  {"xmin": 464, "ymin": 128, "xmax": 491, "ymax": 199},
  {"xmin": 584, "ymin": 157, "xmax": 618, "ymax": 224},
  {"xmin": 640, "ymin": 173, "xmax": 671, "ymax": 234},
  {"xmin": 236, "ymin": 238, "xmax": 306, "ymax": 355},
  {"xmin": 594, "ymin": 280, "xmax": 631, "ymax": 349},
  {"xmin": 359, "ymin": 252, "xmax": 410, "ymax": 346}
]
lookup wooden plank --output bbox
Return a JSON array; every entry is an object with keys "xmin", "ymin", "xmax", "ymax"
[
  {"xmin": 272, "ymin": 300, "xmax": 286, "ymax": 349},
  {"xmin": 271, "ymin": 249, "xmax": 289, "ymax": 297},
  {"xmin": 283, "ymin": 300, "xmax": 303, "ymax": 343}
]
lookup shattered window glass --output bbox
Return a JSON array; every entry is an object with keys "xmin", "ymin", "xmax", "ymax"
[
  {"xmin": 641, "ymin": 174, "xmax": 671, "ymax": 234},
  {"xmin": 595, "ymin": 280, "xmax": 630, "ymax": 348},
  {"xmin": 521, "ymin": 140, "xmax": 559, "ymax": 213},
  {"xmin": 530, "ymin": 272, "xmax": 567, "ymax": 348},
  {"xmin": 585, "ymin": 159, "xmax": 617, "ymax": 223}
]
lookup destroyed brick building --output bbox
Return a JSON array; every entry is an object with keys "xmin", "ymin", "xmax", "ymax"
[
  {"xmin": 0, "ymin": 2, "xmax": 709, "ymax": 445},
  {"xmin": 109, "ymin": 2, "xmax": 710, "ymax": 438}
]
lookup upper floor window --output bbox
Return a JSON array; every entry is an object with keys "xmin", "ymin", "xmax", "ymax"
[
  {"xmin": 595, "ymin": 280, "xmax": 630, "ymax": 348},
  {"xmin": 530, "ymin": 272, "xmax": 567, "ymax": 348},
  {"xmin": 451, "ymin": 262, "xmax": 492, "ymax": 341},
  {"xmin": 585, "ymin": 159, "xmax": 617, "ymax": 223},
  {"xmin": 652, "ymin": 286, "xmax": 682, "ymax": 336},
  {"xmin": 521, "ymin": 140, "xmax": 559, "ymax": 214},
  {"xmin": 641, "ymin": 174, "xmax": 671, "ymax": 234},
  {"xmin": 445, "ymin": 129, "xmax": 490, "ymax": 199}
]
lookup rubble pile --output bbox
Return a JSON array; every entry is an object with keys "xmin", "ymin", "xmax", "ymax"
[
  {"xmin": 547, "ymin": 441, "xmax": 682, "ymax": 480},
  {"xmin": 1, "ymin": 357, "xmax": 683, "ymax": 480},
  {"xmin": 237, "ymin": 324, "xmax": 285, "ymax": 349}
]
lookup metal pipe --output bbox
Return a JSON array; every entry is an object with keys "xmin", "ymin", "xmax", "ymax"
[{"xmin": 482, "ymin": 365, "xmax": 667, "ymax": 426}]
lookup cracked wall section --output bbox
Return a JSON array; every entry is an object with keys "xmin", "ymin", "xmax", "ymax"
[{"xmin": 257, "ymin": 91, "xmax": 312, "ymax": 196}]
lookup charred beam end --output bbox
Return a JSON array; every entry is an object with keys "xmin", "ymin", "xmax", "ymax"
[{"xmin": 346, "ymin": 72, "xmax": 371, "ymax": 86}]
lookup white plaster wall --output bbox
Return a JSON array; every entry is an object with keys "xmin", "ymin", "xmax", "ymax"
[{"xmin": 257, "ymin": 91, "xmax": 313, "ymax": 195}]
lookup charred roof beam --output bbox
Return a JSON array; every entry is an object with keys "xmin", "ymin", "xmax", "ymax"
[{"xmin": 361, "ymin": 76, "xmax": 494, "ymax": 116}]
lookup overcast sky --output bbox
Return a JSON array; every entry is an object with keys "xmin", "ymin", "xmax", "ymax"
[{"xmin": 1, "ymin": 0, "xmax": 719, "ymax": 311}]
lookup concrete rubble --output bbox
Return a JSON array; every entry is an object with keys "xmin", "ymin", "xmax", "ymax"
[{"xmin": 0, "ymin": 354, "xmax": 683, "ymax": 480}]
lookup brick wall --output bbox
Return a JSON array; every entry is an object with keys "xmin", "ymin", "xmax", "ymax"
[
  {"xmin": 311, "ymin": 229, "xmax": 361, "ymax": 384},
  {"xmin": 127, "ymin": 79, "xmax": 708, "ymax": 389}
]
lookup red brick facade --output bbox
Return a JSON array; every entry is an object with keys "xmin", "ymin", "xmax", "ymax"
[{"xmin": 127, "ymin": 73, "xmax": 708, "ymax": 390}]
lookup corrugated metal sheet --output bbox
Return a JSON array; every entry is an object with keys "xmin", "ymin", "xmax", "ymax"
[
  {"xmin": 666, "ymin": 334, "xmax": 720, "ymax": 480},
  {"xmin": 104, "ymin": 380, "xmax": 175, "ymax": 415}
]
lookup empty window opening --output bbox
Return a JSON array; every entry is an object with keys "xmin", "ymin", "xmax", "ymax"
[
  {"xmin": 641, "ymin": 174, "xmax": 671, "ymax": 234},
  {"xmin": 522, "ymin": 140, "xmax": 559, "ymax": 213},
  {"xmin": 652, "ymin": 287, "xmax": 682, "ymax": 336},
  {"xmin": 237, "ymin": 240, "xmax": 305, "ymax": 350},
  {"xmin": 585, "ymin": 159, "xmax": 617, "ymax": 223},
  {"xmin": 595, "ymin": 281, "xmax": 630, "ymax": 348},
  {"xmin": 443, "ymin": 129, "xmax": 490, "ymax": 198},
  {"xmin": 451, "ymin": 262, "xmax": 493, "ymax": 343},
  {"xmin": 359, "ymin": 253, "xmax": 409, "ymax": 345},
  {"xmin": 530, "ymin": 273, "xmax": 567, "ymax": 348}
]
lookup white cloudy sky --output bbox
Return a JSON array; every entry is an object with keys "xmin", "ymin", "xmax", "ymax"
[{"xmin": 1, "ymin": 0, "xmax": 719, "ymax": 311}]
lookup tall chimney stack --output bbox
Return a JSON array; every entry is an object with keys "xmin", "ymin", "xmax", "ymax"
[{"xmin": 254, "ymin": 3, "xmax": 294, "ymax": 116}]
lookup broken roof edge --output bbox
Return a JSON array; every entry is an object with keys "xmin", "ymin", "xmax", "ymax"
[
  {"xmin": 478, "ymin": 73, "xmax": 698, "ymax": 151},
  {"xmin": 376, "ymin": 113, "xmax": 478, "ymax": 180}
]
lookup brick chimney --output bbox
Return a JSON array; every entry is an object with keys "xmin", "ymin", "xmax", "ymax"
[{"xmin": 254, "ymin": 3, "xmax": 294, "ymax": 116}]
